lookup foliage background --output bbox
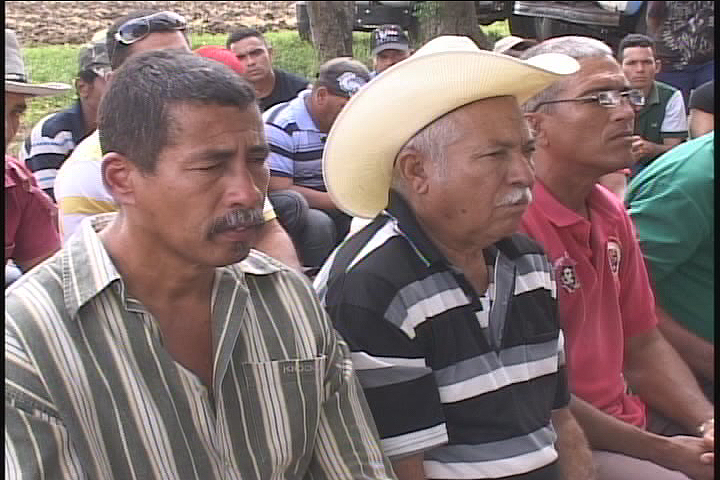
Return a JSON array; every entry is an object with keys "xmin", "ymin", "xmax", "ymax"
[{"xmin": 10, "ymin": 21, "xmax": 510, "ymax": 156}]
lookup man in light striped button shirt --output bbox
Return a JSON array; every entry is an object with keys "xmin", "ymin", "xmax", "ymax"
[{"xmin": 5, "ymin": 48, "xmax": 395, "ymax": 480}]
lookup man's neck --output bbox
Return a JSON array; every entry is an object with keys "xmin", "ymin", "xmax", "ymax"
[
  {"xmin": 80, "ymin": 101, "xmax": 98, "ymax": 136},
  {"xmin": 304, "ymin": 95, "xmax": 326, "ymax": 133},
  {"xmin": 254, "ymin": 69, "xmax": 276, "ymax": 99},
  {"xmin": 533, "ymin": 152, "xmax": 595, "ymax": 218},
  {"xmin": 416, "ymin": 216, "xmax": 491, "ymax": 293},
  {"xmin": 99, "ymin": 218, "xmax": 215, "ymax": 307}
]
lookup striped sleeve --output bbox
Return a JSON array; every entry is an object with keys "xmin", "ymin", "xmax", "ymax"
[
  {"xmin": 5, "ymin": 318, "xmax": 87, "ymax": 480},
  {"xmin": 264, "ymin": 122, "xmax": 295, "ymax": 178},
  {"xmin": 660, "ymin": 90, "xmax": 688, "ymax": 137},
  {"xmin": 324, "ymin": 271, "xmax": 448, "ymax": 459},
  {"xmin": 22, "ymin": 113, "xmax": 76, "ymax": 196}
]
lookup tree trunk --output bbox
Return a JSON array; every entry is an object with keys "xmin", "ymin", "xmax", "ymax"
[
  {"xmin": 307, "ymin": 1, "xmax": 354, "ymax": 63},
  {"xmin": 416, "ymin": 1, "xmax": 490, "ymax": 50}
]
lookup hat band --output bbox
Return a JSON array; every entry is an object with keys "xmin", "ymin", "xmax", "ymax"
[{"xmin": 6, "ymin": 72, "xmax": 28, "ymax": 83}]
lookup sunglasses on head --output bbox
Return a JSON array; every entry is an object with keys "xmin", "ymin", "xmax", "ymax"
[{"xmin": 114, "ymin": 11, "xmax": 187, "ymax": 45}]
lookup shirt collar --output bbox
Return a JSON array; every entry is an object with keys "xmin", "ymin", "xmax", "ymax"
[
  {"xmin": 62, "ymin": 213, "xmax": 282, "ymax": 318},
  {"xmin": 289, "ymin": 89, "xmax": 320, "ymax": 132},
  {"xmin": 644, "ymin": 81, "xmax": 660, "ymax": 107},
  {"xmin": 531, "ymin": 179, "xmax": 623, "ymax": 227}
]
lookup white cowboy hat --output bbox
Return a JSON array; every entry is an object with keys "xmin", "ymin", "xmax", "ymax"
[
  {"xmin": 493, "ymin": 35, "xmax": 538, "ymax": 54},
  {"xmin": 5, "ymin": 29, "xmax": 71, "ymax": 97},
  {"xmin": 323, "ymin": 35, "xmax": 580, "ymax": 218}
]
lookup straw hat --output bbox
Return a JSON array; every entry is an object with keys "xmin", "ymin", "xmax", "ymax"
[
  {"xmin": 5, "ymin": 29, "xmax": 71, "ymax": 96},
  {"xmin": 323, "ymin": 35, "xmax": 579, "ymax": 218},
  {"xmin": 493, "ymin": 35, "xmax": 538, "ymax": 54}
]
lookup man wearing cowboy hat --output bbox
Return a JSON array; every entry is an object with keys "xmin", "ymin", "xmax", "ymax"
[
  {"xmin": 5, "ymin": 29, "xmax": 70, "ymax": 282},
  {"xmin": 519, "ymin": 36, "xmax": 714, "ymax": 480},
  {"xmin": 314, "ymin": 35, "xmax": 595, "ymax": 479}
]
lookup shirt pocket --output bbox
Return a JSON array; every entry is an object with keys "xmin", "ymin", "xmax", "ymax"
[{"xmin": 237, "ymin": 356, "xmax": 326, "ymax": 475}]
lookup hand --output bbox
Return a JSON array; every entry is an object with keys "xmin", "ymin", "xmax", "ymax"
[
  {"xmin": 662, "ymin": 435, "xmax": 714, "ymax": 480},
  {"xmin": 700, "ymin": 422, "xmax": 714, "ymax": 465},
  {"xmin": 630, "ymin": 136, "xmax": 657, "ymax": 162}
]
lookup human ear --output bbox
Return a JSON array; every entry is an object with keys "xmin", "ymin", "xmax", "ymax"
[
  {"xmin": 395, "ymin": 147, "xmax": 430, "ymax": 195},
  {"xmin": 524, "ymin": 112, "xmax": 548, "ymax": 147},
  {"xmin": 101, "ymin": 152, "xmax": 136, "ymax": 205}
]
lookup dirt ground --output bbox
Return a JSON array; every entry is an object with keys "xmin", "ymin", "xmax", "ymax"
[{"xmin": 5, "ymin": 1, "xmax": 299, "ymax": 45}]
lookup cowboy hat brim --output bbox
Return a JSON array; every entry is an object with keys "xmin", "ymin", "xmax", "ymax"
[
  {"xmin": 323, "ymin": 41, "xmax": 579, "ymax": 218},
  {"xmin": 5, "ymin": 80, "xmax": 71, "ymax": 97}
]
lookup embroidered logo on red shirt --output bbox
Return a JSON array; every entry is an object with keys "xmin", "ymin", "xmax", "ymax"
[
  {"xmin": 607, "ymin": 238, "xmax": 622, "ymax": 276},
  {"xmin": 553, "ymin": 253, "xmax": 580, "ymax": 293}
]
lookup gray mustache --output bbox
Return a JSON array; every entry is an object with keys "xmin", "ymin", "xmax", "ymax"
[
  {"xmin": 495, "ymin": 188, "xmax": 532, "ymax": 207},
  {"xmin": 210, "ymin": 208, "xmax": 264, "ymax": 234}
]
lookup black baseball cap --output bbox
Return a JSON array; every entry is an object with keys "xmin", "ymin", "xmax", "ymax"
[{"xmin": 371, "ymin": 24, "xmax": 410, "ymax": 56}]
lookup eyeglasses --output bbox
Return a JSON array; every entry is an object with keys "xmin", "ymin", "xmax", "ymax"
[
  {"xmin": 114, "ymin": 11, "xmax": 187, "ymax": 45},
  {"xmin": 532, "ymin": 89, "xmax": 645, "ymax": 111}
]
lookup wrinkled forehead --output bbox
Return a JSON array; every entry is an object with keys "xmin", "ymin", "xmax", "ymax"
[{"xmin": 565, "ymin": 55, "xmax": 628, "ymax": 92}]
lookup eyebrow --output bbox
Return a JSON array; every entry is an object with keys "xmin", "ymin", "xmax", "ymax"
[{"xmin": 247, "ymin": 144, "xmax": 270, "ymax": 159}]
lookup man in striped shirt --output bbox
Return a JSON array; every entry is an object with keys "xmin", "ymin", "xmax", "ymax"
[
  {"xmin": 5, "ymin": 48, "xmax": 395, "ymax": 480},
  {"xmin": 314, "ymin": 36, "xmax": 594, "ymax": 479}
]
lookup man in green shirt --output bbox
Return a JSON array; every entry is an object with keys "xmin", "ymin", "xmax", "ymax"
[
  {"xmin": 626, "ymin": 132, "xmax": 714, "ymax": 401},
  {"xmin": 617, "ymin": 34, "xmax": 687, "ymax": 176}
]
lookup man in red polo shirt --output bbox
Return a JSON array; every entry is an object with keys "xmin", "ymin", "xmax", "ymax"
[
  {"xmin": 519, "ymin": 36, "xmax": 713, "ymax": 480},
  {"xmin": 5, "ymin": 29, "xmax": 69, "ymax": 284}
]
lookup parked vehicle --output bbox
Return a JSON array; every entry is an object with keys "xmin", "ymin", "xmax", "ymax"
[{"xmin": 297, "ymin": 1, "xmax": 647, "ymax": 51}]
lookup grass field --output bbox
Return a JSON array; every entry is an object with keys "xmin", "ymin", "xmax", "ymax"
[{"xmin": 11, "ymin": 22, "xmax": 510, "ymax": 156}]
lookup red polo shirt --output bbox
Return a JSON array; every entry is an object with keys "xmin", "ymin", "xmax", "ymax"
[
  {"xmin": 521, "ymin": 181, "xmax": 657, "ymax": 428},
  {"xmin": 5, "ymin": 155, "xmax": 61, "ymax": 265}
]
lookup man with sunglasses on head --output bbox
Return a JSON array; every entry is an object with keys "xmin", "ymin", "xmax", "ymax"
[
  {"xmin": 53, "ymin": 10, "xmax": 301, "ymax": 269},
  {"xmin": 520, "ymin": 36, "xmax": 714, "ymax": 480}
]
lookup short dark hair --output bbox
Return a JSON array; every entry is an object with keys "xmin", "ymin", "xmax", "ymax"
[
  {"xmin": 106, "ymin": 9, "xmax": 189, "ymax": 70},
  {"xmin": 77, "ymin": 69, "xmax": 99, "ymax": 84},
  {"xmin": 98, "ymin": 49, "xmax": 257, "ymax": 172},
  {"xmin": 226, "ymin": 27, "xmax": 266, "ymax": 49},
  {"xmin": 617, "ymin": 34, "xmax": 656, "ymax": 61}
]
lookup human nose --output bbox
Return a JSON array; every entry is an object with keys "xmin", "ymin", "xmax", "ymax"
[
  {"xmin": 508, "ymin": 150, "xmax": 535, "ymax": 188},
  {"xmin": 223, "ymin": 161, "xmax": 266, "ymax": 209}
]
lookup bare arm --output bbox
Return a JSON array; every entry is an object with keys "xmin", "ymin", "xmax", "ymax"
[
  {"xmin": 551, "ymin": 407, "xmax": 595, "ymax": 480},
  {"xmin": 688, "ymin": 109, "xmax": 714, "ymax": 139},
  {"xmin": 391, "ymin": 453, "xmax": 426, "ymax": 480},
  {"xmin": 269, "ymin": 176, "xmax": 338, "ymax": 210},
  {"xmin": 623, "ymin": 328, "xmax": 713, "ymax": 433},
  {"xmin": 654, "ymin": 304, "xmax": 714, "ymax": 382},
  {"xmin": 569, "ymin": 395, "xmax": 713, "ymax": 479},
  {"xmin": 254, "ymin": 217, "xmax": 302, "ymax": 270}
]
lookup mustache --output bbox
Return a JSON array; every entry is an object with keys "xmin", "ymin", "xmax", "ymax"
[
  {"xmin": 210, "ymin": 207, "xmax": 265, "ymax": 235},
  {"xmin": 495, "ymin": 187, "xmax": 532, "ymax": 207}
]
